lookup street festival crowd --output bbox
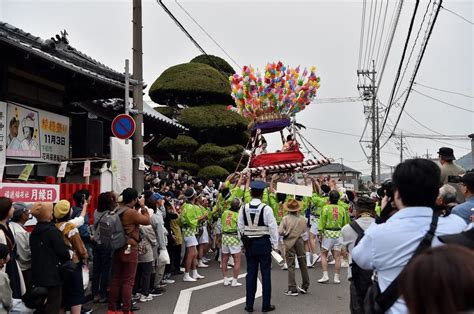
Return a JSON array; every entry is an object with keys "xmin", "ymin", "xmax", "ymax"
[{"xmin": 0, "ymin": 146, "xmax": 473, "ymax": 314}]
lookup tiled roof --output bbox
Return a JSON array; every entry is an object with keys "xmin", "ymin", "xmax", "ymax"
[
  {"xmin": 307, "ymin": 162, "xmax": 361, "ymax": 174},
  {"xmin": 0, "ymin": 22, "xmax": 140, "ymax": 88}
]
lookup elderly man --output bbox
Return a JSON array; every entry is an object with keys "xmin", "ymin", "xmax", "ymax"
[
  {"xmin": 435, "ymin": 184, "xmax": 458, "ymax": 216},
  {"xmin": 451, "ymin": 172, "xmax": 474, "ymax": 224}
]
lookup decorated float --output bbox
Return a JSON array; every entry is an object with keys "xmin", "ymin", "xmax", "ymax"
[{"xmin": 228, "ymin": 61, "xmax": 332, "ymax": 174}]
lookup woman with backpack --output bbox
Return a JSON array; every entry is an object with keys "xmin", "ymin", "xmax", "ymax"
[
  {"xmin": 53, "ymin": 200, "xmax": 89, "ymax": 314},
  {"xmin": 91, "ymin": 192, "xmax": 116, "ymax": 303}
]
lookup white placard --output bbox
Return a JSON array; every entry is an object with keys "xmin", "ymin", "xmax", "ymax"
[
  {"xmin": 5, "ymin": 102, "xmax": 69, "ymax": 162},
  {"xmin": 83, "ymin": 160, "xmax": 91, "ymax": 177},
  {"xmin": 57, "ymin": 161, "xmax": 68, "ymax": 178},
  {"xmin": 110, "ymin": 137, "xmax": 133, "ymax": 194},
  {"xmin": 138, "ymin": 156, "xmax": 146, "ymax": 171},
  {"xmin": 276, "ymin": 182, "xmax": 313, "ymax": 197}
]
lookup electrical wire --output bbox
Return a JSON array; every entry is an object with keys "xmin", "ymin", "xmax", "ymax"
[
  {"xmin": 379, "ymin": 0, "xmax": 421, "ymax": 140},
  {"xmin": 393, "ymin": 0, "xmax": 433, "ymax": 99},
  {"xmin": 380, "ymin": 0, "xmax": 443, "ymax": 149},
  {"xmin": 412, "ymin": 89, "xmax": 474, "ymax": 113},
  {"xmin": 414, "ymin": 82, "xmax": 474, "ymax": 98},
  {"xmin": 358, "ymin": 0, "xmax": 367, "ymax": 69},
  {"xmin": 369, "ymin": 0, "xmax": 384, "ymax": 63},
  {"xmin": 404, "ymin": 110, "xmax": 444, "ymax": 135},
  {"xmin": 374, "ymin": 0, "xmax": 390, "ymax": 66},
  {"xmin": 441, "ymin": 5, "xmax": 474, "ymax": 25},
  {"xmin": 174, "ymin": 0, "xmax": 242, "ymax": 70},
  {"xmin": 363, "ymin": 0, "xmax": 375, "ymax": 69},
  {"xmin": 305, "ymin": 127, "xmax": 361, "ymax": 138}
]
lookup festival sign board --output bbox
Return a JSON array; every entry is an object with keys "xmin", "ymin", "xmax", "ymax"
[
  {"xmin": 5, "ymin": 102, "xmax": 70, "ymax": 162},
  {"xmin": 0, "ymin": 182, "xmax": 60, "ymax": 203},
  {"xmin": 276, "ymin": 182, "xmax": 312, "ymax": 197}
]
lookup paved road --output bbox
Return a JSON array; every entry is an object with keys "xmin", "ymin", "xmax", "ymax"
[{"xmin": 87, "ymin": 253, "xmax": 350, "ymax": 314}]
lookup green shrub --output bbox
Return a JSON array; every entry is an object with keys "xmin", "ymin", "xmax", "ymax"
[
  {"xmin": 162, "ymin": 160, "xmax": 200, "ymax": 174},
  {"xmin": 154, "ymin": 106, "xmax": 175, "ymax": 119},
  {"xmin": 157, "ymin": 135, "xmax": 199, "ymax": 155},
  {"xmin": 190, "ymin": 54, "xmax": 235, "ymax": 77},
  {"xmin": 198, "ymin": 165, "xmax": 229, "ymax": 181},
  {"xmin": 148, "ymin": 63, "xmax": 232, "ymax": 106},
  {"xmin": 223, "ymin": 144, "xmax": 244, "ymax": 155},
  {"xmin": 193, "ymin": 143, "xmax": 229, "ymax": 161}
]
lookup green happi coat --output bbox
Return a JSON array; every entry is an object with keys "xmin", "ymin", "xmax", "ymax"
[
  {"xmin": 221, "ymin": 209, "xmax": 241, "ymax": 246},
  {"xmin": 318, "ymin": 203, "xmax": 350, "ymax": 238}
]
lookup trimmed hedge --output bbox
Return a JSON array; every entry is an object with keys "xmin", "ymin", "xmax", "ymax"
[
  {"xmin": 198, "ymin": 165, "xmax": 229, "ymax": 181},
  {"xmin": 157, "ymin": 135, "xmax": 199, "ymax": 155},
  {"xmin": 190, "ymin": 54, "xmax": 235, "ymax": 77},
  {"xmin": 162, "ymin": 160, "xmax": 200, "ymax": 174},
  {"xmin": 148, "ymin": 63, "xmax": 232, "ymax": 107},
  {"xmin": 193, "ymin": 143, "xmax": 230, "ymax": 164},
  {"xmin": 154, "ymin": 106, "xmax": 174, "ymax": 119}
]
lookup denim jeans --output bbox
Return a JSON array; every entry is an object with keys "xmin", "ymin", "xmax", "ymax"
[{"xmin": 91, "ymin": 243, "xmax": 112, "ymax": 298}]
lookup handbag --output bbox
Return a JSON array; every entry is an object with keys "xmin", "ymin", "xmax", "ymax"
[
  {"xmin": 364, "ymin": 212, "xmax": 439, "ymax": 314},
  {"xmin": 22, "ymin": 286, "xmax": 48, "ymax": 309}
]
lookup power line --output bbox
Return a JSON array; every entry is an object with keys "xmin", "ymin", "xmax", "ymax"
[
  {"xmin": 174, "ymin": 0, "xmax": 242, "ymax": 70},
  {"xmin": 379, "ymin": 0, "xmax": 420, "ymax": 139},
  {"xmin": 404, "ymin": 110, "xmax": 444, "ymax": 135},
  {"xmin": 414, "ymin": 82, "xmax": 474, "ymax": 98},
  {"xmin": 393, "ymin": 0, "xmax": 433, "ymax": 99},
  {"xmin": 374, "ymin": 0, "xmax": 390, "ymax": 66},
  {"xmin": 369, "ymin": 0, "xmax": 384, "ymax": 63},
  {"xmin": 412, "ymin": 89, "xmax": 474, "ymax": 113},
  {"xmin": 306, "ymin": 127, "xmax": 360, "ymax": 138},
  {"xmin": 363, "ymin": 0, "xmax": 376, "ymax": 69},
  {"xmin": 358, "ymin": 0, "xmax": 367, "ymax": 69},
  {"xmin": 441, "ymin": 5, "xmax": 474, "ymax": 25},
  {"xmin": 156, "ymin": 0, "xmax": 229, "ymax": 79},
  {"xmin": 381, "ymin": 0, "xmax": 444, "ymax": 149}
]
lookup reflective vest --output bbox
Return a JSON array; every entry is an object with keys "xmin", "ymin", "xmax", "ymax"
[{"xmin": 243, "ymin": 202, "xmax": 270, "ymax": 238}]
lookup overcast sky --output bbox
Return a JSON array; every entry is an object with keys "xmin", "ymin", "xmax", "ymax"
[{"xmin": 1, "ymin": 0, "xmax": 472, "ymax": 174}]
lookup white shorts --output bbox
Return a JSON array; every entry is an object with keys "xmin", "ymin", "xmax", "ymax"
[
  {"xmin": 199, "ymin": 227, "xmax": 209, "ymax": 244},
  {"xmin": 221, "ymin": 245, "xmax": 241, "ymax": 255},
  {"xmin": 310, "ymin": 218, "xmax": 319, "ymax": 235},
  {"xmin": 301, "ymin": 230, "xmax": 309, "ymax": 242},
  {"xmin": 184, "ymin": 235, "xmax": 198, "ymax": 248},
  {"xmin": 321, "ymin": 237, "xmax": 343, "ymax": 251}
]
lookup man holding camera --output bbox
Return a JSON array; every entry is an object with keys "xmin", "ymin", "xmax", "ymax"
[
  {"xmin": 352, "ymin": 159, "xmax": 467, "ymax": 314},
  {"xmin": 438, "ymin": 147, "xmax": 465, "ymax": 185}
]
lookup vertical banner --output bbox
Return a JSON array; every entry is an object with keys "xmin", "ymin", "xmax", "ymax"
[
  {"xmin": 18, "ymin": 164, "xmax": 34, "ymax": 181},
  {"xmin": 110, "ymin": 137, "xmax": 132, "ymax": 194},
  {"xmin": 0, "ymin": 102, "xmax": 6, "ymax": 182},
  {"xmin": 110, "ymin": 160, "xmax": 118, "ymax": 174},
  {"xmin": 83, "ymin": 160, "xmax": 91, "ymax": 177},
  {"xmin": 57, "ymin": 161, "xmax": 68, "ymax": 178}
]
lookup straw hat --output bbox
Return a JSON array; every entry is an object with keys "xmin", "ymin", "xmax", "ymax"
[{"xmin": 283, "ymin": 199, "xmax": 302, "ymax": 212}]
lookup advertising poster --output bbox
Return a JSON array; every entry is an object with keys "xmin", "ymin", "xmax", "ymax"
[{"xmin": 6, "ymin": 102, "xmax": 69, "ymax": 162}]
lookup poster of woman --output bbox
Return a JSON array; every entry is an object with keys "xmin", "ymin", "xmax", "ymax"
[{"xmin": 6, "ymin": 104, "xmax": 41, "ymax": 158}]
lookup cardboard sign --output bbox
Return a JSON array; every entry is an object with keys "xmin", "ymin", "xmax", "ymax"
[
  {"xmin": 276, "ymin": 182, "xmax": 313, "ymax": 197},
  {"xmin": 138, "ymin": 156, "xmax": 146, "ymax": 171},
  {"xmin": 57, "ymin": 161, "xmax": 68, "ymax": 178},
  {"xmin": 83, "ymin": 160, "xmax": 91, "ymax": 177}
]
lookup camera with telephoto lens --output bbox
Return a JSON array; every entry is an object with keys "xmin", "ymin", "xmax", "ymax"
[
  {"xmin": 377, "ymin": 179, "xmax": 394, "ymax": 199},
  {"xmin": 376, "ymin": 179, "xmax": 397, "ymax": 224}
]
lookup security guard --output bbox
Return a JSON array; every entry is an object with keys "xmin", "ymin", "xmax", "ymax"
[{"xmin": 238, "ymin": 180, "xmax": 278, "ymax": 313}]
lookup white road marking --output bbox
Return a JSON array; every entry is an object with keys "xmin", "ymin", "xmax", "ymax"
[
  {"xmin": 173, "ymin": 273, "xmax": 248, "ymax": 314},
  {"xmin": 201, "ymin": 278, "xmax": 262, "ymax": 314}
]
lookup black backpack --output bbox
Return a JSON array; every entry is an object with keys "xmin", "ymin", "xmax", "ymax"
[{"xmin": 350, "ymin": 221, "xmax": 374, "ymax": 312}]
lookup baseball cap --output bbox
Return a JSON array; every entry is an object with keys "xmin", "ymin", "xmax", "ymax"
[{"xmin": 12, "ymin": 203, "xmax": 30, "ymax": 221}]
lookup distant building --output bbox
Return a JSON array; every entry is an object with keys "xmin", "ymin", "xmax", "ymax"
[{"xmin": 307, "ymin": 163, "xmax": 361, "ymax": 190}]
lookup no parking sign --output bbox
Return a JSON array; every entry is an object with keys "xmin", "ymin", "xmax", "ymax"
[{"xmin": 111, "ymin": 114, "xmax": 136, "ymax": 139}]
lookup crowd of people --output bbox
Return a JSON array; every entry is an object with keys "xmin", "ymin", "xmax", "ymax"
[{"xmin": 0, "ymin": 146, "xmax": 473, "ymax": 314}]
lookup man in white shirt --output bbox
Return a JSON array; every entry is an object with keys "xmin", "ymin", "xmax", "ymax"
[
  {"xmin": 238, "ymin": 180, "xmax": 279, "ymax": 313},
  {"xmin": 352, "ymin": 159, "xmax": 467, "ymax": 314},
  {"xmin": 9, "ymin": 203, "xmax": 31, "ymax": 289}
]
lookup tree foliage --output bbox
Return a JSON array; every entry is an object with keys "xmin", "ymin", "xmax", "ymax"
[
  {"xmin": 198, "ymin": 165, "xmax": 229, "ymax": 181},
  {"xmin": 157, "ymin": 135, "xmax": 199, "ymax": 155},
  {"xmin": 154, "ymin": 106, "xmax": 174, "ymax": 119},
  {"xmin": 162, "ymin": 160, "xmax": 200, "ymax": 174},
  {"xmin": 190, "ymin": 54, "xmax": 235, "ymax": 77},
  {"xmin": 148, "ymin": 63, "xmax": 232, "ymax": 107}
]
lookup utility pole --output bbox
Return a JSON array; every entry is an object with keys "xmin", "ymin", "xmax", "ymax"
[
  {"xmin": 341, "ymin": 158, "xmax": 346, "ymax": 188},
  {"xmin": 357, "ymin": 60, "xmax": 377, "ymax": 185},
  {"xmin": 400, "ymin": 131, "xmax": 404, "ymax": 163},
  {"xmin": 132, "ymin": 0, "xmax": 144, "ymax": 192},
  {"xmin": 469, "ymin": 134, "xmax": 474, "ymax": 169}
]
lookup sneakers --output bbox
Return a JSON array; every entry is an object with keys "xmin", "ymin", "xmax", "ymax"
[
  {"xmin": 139, "ymin": 294, "xmax": 153, "ymax": 302},
  {"xmin": 281, "ymin": 263, "xmax": 288, "ymax": 270},
  {"xmin": 223, "ymin": 277, "xmax": 231, "ymax": 286},
  {"xmin": 150, "ymin": 287, "xmax": 166, "ymax": 296},
  {"xmin": 334, "ymin": 273, "xmax": 341, "ymax": 284},
  {"xmin": 328, "ymin": 259, "xmax": 336, "ymax": 265},
  {"xmin": 231, "ymin": 278, "xmax": 242, "ymax": 287},
  {"xmin": 297, "ymin": 286, "xmax": 308, "ymax": 294},
  {"xmin": 197, "ymin": 260, "xmax": 209, "ymax": 268},
  {"xmin": 318, "ymin": 271, "xmax": 329, "ymax": 283},
  {"xmin": 284, "ymin": 290, "xmax": 298, "ymax": 296},
  {"xmin": 192, "ymin": 270, "xmax": 205, "ymax": 279},
  {"xmin": 162, "ymin": 279, "xmax": 175, "ymax": 284},
  {"xmin": 132, "ymin": 293, "xmax": 141, "ymax": 301},
  {"xmin": 183, "ymin": 273, "xmax": 197, "ymax": 282},
  {"xmin": 311, "ymin": 254, "xmax": 320, "ymax": 266},
  {"xmin": 341, "ymin": 260, "xmax": 350, "ymax": 268},
  {"xmin": 202, "ymin": 257, "xmax": 210, "ymax": 263}
]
